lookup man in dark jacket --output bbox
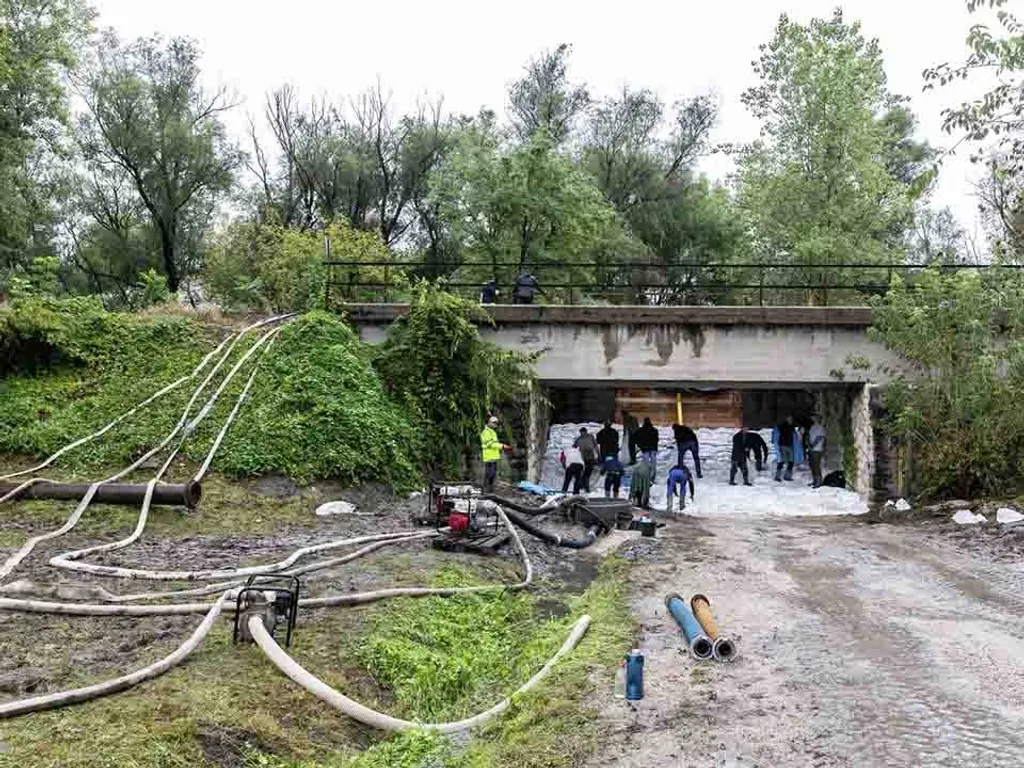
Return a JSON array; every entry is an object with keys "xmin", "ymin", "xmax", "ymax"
[
  {"xmin": 479, "ymin": 279, "xmax": 498, "ymax": 304},
  {"xmin": 744, "ymin": 431, "xmax": 769, "ymax": 471},
  {"xmin": 634, "ymin": 418, "xmax": 660, "ymax": 481},
  {"xmin": 600, "ymin": 454, "xmax": 625, "ymax": 498},
  {"xmin": 512, "ymin": 272, "xmax": 543, "ymax": 304},
  {"xmin": 672, "ymin": 423, "xmax": 702, "ymax": 478},
  {"xmin": 666, "ymin": 463, "xmax": 695, "ymax": 512},
  {"xmin": 730, "ymin": 427, "xmax": 754, "ymax": 486},
  {"xmin": 596, "ymin": 421, "xmax": 620, "ymax": 460},
  {"xmin": 622, "ymin": 410, "xmax": 640, "ymax": 465},
  {"xmin": 573, "ymin": 427, "xmax": 599, "ymax": 492}
]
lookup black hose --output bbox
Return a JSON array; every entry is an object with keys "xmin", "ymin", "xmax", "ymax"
[
  {"xmin": 482, "ymin": 493, "xmax": 586, "ymax": 517},
  {"xmin": 502, "ymin": 508, "xmax": 599, "ymax": 549}
]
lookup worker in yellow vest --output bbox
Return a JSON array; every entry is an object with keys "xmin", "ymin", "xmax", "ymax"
[{"xmin": 480, "ymin": 415, "xmax": 510, "ymax": 492}]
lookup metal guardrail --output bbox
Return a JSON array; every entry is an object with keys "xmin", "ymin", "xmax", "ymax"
[{"xmin": 324, "ymin": 260, "xmax": 1002, "ymax": 307}]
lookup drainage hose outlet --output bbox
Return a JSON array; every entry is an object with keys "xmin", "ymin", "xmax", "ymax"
[
  {"xmin": 712, "ymin": 637, "xmax": 737, "ymax": 663},
  {"xmin": 690, "ymin": 636, "xmax": 714, "ymax": 660}
]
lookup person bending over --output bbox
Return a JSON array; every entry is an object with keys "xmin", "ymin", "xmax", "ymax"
[{"xmin": 666, "ymin": 463, "xmax": 695, "ymax": 512}]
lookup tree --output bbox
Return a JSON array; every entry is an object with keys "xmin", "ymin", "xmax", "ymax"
[
  {"xmin": 736, "ymin": 10, "xmax": 921, "ymax": 304},
  {"xmin": 507, "ymin": 44, "xmax": 590, "ymax": 145},
  {"xmin": 0, "ymin": 0, "xmax": 92, "ymax": 277},
  {"xmin": 580, "ymin": 88, "xmax": 746, "ymax": 304},
  {"xmin": 252, "ymin": 83, "xmax": 452, "ymax": 249},
  {"xmin": 926, "ymin": 1, "xmax": 1024, "ymax": 257},
  {"xmin": 78, "ymin": 34, "xmax": 242, "ymax": 294},
  {"xmin": 430, "ymin": 125, "xmax": 625, "ymax": 298},
  {"xmin": 871, "ymin": 269, "xmax": 1024, "ymax": 498},
  {"xmin": 205, "ymin": 219, "xmax": 397, "ymax": 312}
]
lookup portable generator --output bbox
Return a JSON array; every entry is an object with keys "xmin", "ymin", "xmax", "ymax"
[{"xmin": 419, "ymin": 481, "xmax": 506, "ymax": 553}]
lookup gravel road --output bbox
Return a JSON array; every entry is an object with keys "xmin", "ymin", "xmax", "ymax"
[{"xmin": 595, "ymin": 514, "xmax": 1024, "ymax": 767}]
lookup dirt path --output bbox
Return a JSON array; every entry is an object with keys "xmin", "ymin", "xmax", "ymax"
[{"xmin": 596, "ymin": 516, "xmax": 1024, "ymax": 767}]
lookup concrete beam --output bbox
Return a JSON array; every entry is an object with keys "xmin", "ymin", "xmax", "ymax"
[{"xmin": 342, "ymin": 303, "xmax": 874, "ymax": 327}]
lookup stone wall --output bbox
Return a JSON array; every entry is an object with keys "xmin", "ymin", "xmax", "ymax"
[
  {"xmin": 527, "ymin": 382, "xmax": 552, "ymax": 484},
  {"xmin": 852, "ymin": 384, "xmax": 875, "ymax": 502}
]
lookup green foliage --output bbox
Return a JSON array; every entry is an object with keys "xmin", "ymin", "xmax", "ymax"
[
  {"xmin": 0, "ymin": 0, "xmax": 92, "ymax": 275},
  {"xmin": 737, "ymin": 9, "xmax": 922, "ymax": 305},
  {"xmin": 871, "ymin": 268, "xmax": 1024, "ymax": 497},
  {"xmin": 79, "ymin": 33, "xmax": 243, "ymax": 293},
  {"xmin": 206, "ymin": 220, "xmax": 395, "ymax": 312},
  {"xmin": 374, "ymin": 284, "xmax": 533, "ymax": 474},
  {"xmin": 215, "ymin": 312, "xmax": 419, "ymax": 487},
  {"xmin": 356, "ymin": 567, "xmax": 534, "ymax": 721},
  {"xmin": 0, "ymin": 301, "xmax": 418, "ymax": 488},
  {"xmin": 431, "ymin": 126, "xmax": 627, "ymax": 296}
]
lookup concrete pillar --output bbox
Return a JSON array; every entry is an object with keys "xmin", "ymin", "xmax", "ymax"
[
  {"xmin": 527, "ymin": 382, "xmax": 552, "ymax": 484},
  {"xmin": 851, "ymin": 384, "xmax": 874, "ymax": 501}
]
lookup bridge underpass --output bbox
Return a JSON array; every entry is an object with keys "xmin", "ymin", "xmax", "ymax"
[{"xmin": 346, "ymin": 304, "xmax": 900, "ymax": 507}]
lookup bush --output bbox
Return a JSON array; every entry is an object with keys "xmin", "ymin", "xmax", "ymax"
[
  {"xmin": 374, "ymin": 284, "xmax": 534, "ymax": 475},
  {"xmin": 871, "ymin": 268, "xmax": 1024, "ymax": 498},
  {"xmin": 0, "ymin": 301, "xmax": 420, "ymax": 489},
  {"xmin": 205, "ymin": 220, "xmax": 398, "ymax": 313},
  {"xmin": 214, "ymin": 311, "xmax": 420, "ymax": 487}
]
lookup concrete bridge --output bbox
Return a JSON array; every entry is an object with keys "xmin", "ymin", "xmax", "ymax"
[
  {"xmin": 345, "ymin": 304, "xmax": 902, "ymax": 506},
  {"xmin": 346, "ymin": 304, "xmax": 896, "ymax": 387}
]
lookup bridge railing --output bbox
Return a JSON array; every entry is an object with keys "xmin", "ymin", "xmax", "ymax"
[{"xmin": 323, "ymin": 260, "xmax": 1000, "ymax": 307}]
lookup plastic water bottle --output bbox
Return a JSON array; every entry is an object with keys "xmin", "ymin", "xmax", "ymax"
[
  {"xmin": 614, "ymin": 659, "xmax": 626, "ymax": 698},
  {"xmin": 625, "ymin": 649, "xmax": 644, "ymax": 701}
]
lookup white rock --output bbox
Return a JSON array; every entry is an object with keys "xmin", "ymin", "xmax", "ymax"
[
  {"xmin": 895, "ymin": 498, "xmax": 912, "ymax": 512},
  {"xmin": 315, "ymin": 500, "xmax": 357, "ymax": 517},
  {"xmin": 952, "ymin": 509, "xmax": 986, "ymax": 525},
  {"xmin": 996, "ymin": 507, "xmax": 1024, "ymax": 525}
]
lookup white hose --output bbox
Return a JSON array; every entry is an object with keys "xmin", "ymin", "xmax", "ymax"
[
  {"xmin": 0, "ymin": 335, "xmax": 233, "ymax": 482},
  {"xmin": 0, "ymin": 592, "xmax": 230, "ymax": 719},
  {"xmin": 250, "ymin": 613, "xmax": 591, "ymax": 733}
]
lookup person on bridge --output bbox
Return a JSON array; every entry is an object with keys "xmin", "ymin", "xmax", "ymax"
[
  {"xmin": 629, "ymin": 455, "xmax": 654, "ymax": 509},
  {"xmin": 622, "ymin": 410, "xmax": 640, "ymax": 465},
  {"xmin": 634, "ymin": 418, "xmax": 660, "ymax": 480},
  {"xmin": 480, "ymin": 416, "xmax": 510, "ymax": 492},
  {"xmin": 772, "ymin": 415, "xmax": 803, "ymax": 482},
  {"xmin": 479, "ymin": 279, "xmax": 499, "ymax": 305},
  {"xmin": 601, "ymin": 454, "xmax": 625, "ymax": 498},
  {"xmin": 560, "ymin": 445, "xmax": 585, "ymax": 494},
  {"xmin": 512, "ymin": 272, "xmax": 543, "ymax": 304},
  {"xmin": 666, "ymin": 463, "xmax": 695, "ymax": 512},
  {"xmin": 672, "ymin": 423, "xmax": 702, "ymax": 479},
  {"xmin": 807, "ymin": 417, "xmax": 827, "ymax": 488},
  {"xmin": 573, "ymin": 427, "xmax": 599, "ymax": 492},
  {"xmin": 596, "ymin": 420, "xmax": 620, "ymax": 461},
  {"xmin": 730, "ymin": 426, "xmax": 754, "ymax": 486},
  {"xmin": 745, "ymin": 431, "xmax": 769, "ymax": 471}
]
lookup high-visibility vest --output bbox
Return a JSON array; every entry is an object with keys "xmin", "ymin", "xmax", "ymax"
[{"xmin": 481, "ymin": 427, "xmax": 502, "ymax": 462}]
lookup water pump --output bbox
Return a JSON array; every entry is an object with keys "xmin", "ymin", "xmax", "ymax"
[{"xmin": 233, "ymin": 575, "xmax": 300, "ymax": 648}]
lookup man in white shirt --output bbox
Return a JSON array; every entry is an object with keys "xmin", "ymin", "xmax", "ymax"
[{"xmin": 808, "ymin": 418, "xmax": 827, "ymax": 489}]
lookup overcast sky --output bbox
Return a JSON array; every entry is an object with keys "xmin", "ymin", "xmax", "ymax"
[{"xmin": 91, "ymin": 0, "xmax": 995, "ymax": 237}]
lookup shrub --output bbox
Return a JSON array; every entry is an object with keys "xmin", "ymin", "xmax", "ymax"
[
  {"xmin": 871, "ymin": 268, "xmax": 1024, "ymax": 498},
  {"xmin": 374, "ymin": 284, "xmax": 534, "ymax": 475}
]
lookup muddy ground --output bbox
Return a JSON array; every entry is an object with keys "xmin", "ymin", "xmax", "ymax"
[
  {"xmin": 0, "ymin": 478, "xmax": 600, "ymax": 706},
  {"xmin": 592, "ymin": 512, "xmax": 1024, "ymax": 768}
]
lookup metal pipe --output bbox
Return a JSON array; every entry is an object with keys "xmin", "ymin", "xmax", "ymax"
[
  {"xmin": 691, "ymin": 594, "xmax": 737, "ymax": 663},
  {"xmin": 0, "ymin": 481, "xmax": 201, "ymax": 508},
  {"xmin": 665, "ymin": 594, "xmax": 713, "ymax": 660}
]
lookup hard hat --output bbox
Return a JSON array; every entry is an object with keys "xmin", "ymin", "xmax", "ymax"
[{"xmin": 488, "ymin": 416, "xmax": 499, "ymax": 426}]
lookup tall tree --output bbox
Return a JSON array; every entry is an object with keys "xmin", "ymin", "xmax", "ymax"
[
  {"xmin": 79, "ymin": 34, "xmax": 242, "ymax": 294},
  {"xmin": 736, "ymin": 10, "xmax": 921, "ymax": 304},
  {"xmin": 252, "ymin": 84, "xmax": 452, "ymax": 248},
  {"xmin": 507, "ymin": 44, "xmax": 590, "ymax": 145},
  {"xmin": 580, "ymin": 88, "xmax": 745, "ymax": 304},
  {"xmin": 926, "ymin": 0, "xmax": 1024, "ymax": 257},
  {"xmin": 430, "ymin": 124, "xmax": 625, "ymax": 297},
  {"xmin": 0, "ymin": 0, "xmax": 92, "ymax": 277}
]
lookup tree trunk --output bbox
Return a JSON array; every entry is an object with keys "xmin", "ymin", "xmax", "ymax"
[{"xmin": 159, "ymin": 221, "xmax": 179, "ymax": 293}]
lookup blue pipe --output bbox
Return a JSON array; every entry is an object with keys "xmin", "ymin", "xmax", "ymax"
[{"xmin": 666, "ymin": 594, "xmax": 713, "ymax": 659}]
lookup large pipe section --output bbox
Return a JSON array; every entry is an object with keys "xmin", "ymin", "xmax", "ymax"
[
  {"xmin": 502, "ymin": 508, "xmax": 599, "ymax": 549},
  {"xmin": 0, "ymin": 480, "xmax": 201, "ymax": 508},
  {"xmin": 691, "ymin": 594, "xmax": 737, "ymax": 662},
  {"xmin": 250, "ymin": 613, "xmax": 592, "ymax": 733},
  {"xmin": 666, "ymin": 594, "xmax": 713, "ymax": 660}
]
